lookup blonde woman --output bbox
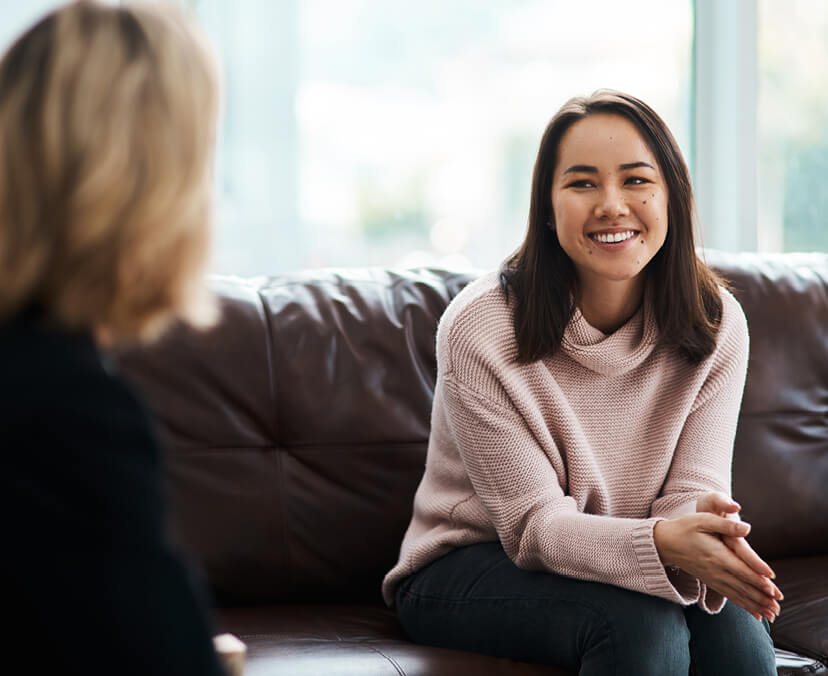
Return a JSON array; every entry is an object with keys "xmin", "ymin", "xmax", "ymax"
[{"xmin": 0, "ymin": 2, "xmax": 225, "ymax": 673}]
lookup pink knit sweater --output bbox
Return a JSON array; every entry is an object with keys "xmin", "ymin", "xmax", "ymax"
[{"xmin": 382, "ymin": 271, "xmax": 749, "ymax": 613}]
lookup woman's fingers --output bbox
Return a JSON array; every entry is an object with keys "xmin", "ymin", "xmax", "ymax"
[
  {"xmin": 724, "ymin": 567, "xmax": 780, "ymax": 616},
  {"xmin": 680, "ymin": 524, "xmax": 781, "ymax": 620},
  {"xmin": 709, "ymin": 577, "xmax": 776, "ymax": 622},
  {"xmin": 706, "ymin": 498, "xmax": 780, "ymax": 589},
  {"xmin": 712, "ymin": 509, "xmax": 782, "ymax": 598},
  {"xmin": 710, "ymin": 580, "xmax": 763, "ymax": 620},
  {"xmin": 714, "ymin": 543, "xmax": 781, "ymax": 617},
  {"xmin": 706, "ymin": 549, "xmax": 778, "ymax": 618},
  {"xmin": 699, "ymin": 513, "xmax": 750, "ymax": 538},
  {"xmin": 665, "ymin": 514, "xmax": 783, "ymax": 621},
  {"xmin": 723, "ymin": 535, "xmax": 779, "ymax": 589},
  {"xmin": 719, "ymin": 542, "xmax": 773, "ymax": 595}
]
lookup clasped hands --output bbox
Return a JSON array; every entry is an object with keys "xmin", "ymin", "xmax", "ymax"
[{"xmin": 653, "ymin": 491, "xmax": 783, "ymax": 622}]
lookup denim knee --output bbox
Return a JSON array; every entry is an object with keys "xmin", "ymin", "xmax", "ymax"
[
  {"xmin": 685, "ymin": 602, "xmax": 776, "ymax": 676},
  {"xmin": 581, "ymin": 594, "xmax": 691, "ymax": 676}
]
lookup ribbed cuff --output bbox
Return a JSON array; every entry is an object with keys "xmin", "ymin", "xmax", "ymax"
[
  {"xmin": 632, "ymin": 518, "xmax": 699, "ymax": 605},
  {"xmin": 666, "ymin": 566, "xmax": 702, "ymax": 604},
  {"xmin": 697, "ymin": 583, "xmax": 727, "ymax": 614}
]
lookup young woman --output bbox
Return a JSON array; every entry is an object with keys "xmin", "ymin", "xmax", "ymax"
[
  {"xmin": 383, "ymin": 91, "xmax": 780, "ymax": 674},
  {"xmin": 0, "ymin": 2, "xmax": 224, "ymax": 673}
]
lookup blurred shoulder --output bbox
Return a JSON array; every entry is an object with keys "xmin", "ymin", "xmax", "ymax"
[{"xmin": 0, "ymin": 317, "xmax": 156, "ymax": 453}]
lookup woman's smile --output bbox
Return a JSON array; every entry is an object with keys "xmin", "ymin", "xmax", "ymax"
[{"xmin": 588, "ymin": 229, "xmax": 640, "ymax": 246}]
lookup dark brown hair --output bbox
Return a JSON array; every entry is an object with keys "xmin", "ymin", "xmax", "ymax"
[{"xmin": 500, "ymin": 89, "xmax": 724, "ymax": 364}]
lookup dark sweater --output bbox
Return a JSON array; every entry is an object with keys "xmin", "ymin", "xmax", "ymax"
[{"xmin": 1, "ymin": 312, "xmax": 225, "ymax": 675}]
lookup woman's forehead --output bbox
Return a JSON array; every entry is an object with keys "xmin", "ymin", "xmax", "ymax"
[{"xmin": 557, "ymin": 113, "xmax": 657, "ymax": 168}]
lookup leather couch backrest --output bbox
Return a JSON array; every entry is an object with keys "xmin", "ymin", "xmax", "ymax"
[
  {"xmin": 702, "ymin": 251, "xmax": 827, "ymax": 560},
  {"xmin": 121, "ymin": 268, "xmax": 475, "ymax": 605},
  {"xmin": 120, "ymin": 254, "xmax": 827, "ymax": 606}
]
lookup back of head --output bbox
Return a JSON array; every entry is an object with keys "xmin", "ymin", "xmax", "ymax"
[{"xmin": 0, "ymin": 0, "xmax": 220, "ymax": 343}]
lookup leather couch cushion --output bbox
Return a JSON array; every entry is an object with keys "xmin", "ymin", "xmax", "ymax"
[
  {"xmin": 216, "ymin": 605, "xmax": 567, "ymax": 676},
  {"xmin": 704, "ymin": 251, "xmax": 828, "ymax": 560},
  {"xmin": 768, "ymin": 556, "xmax": 828, "ymax": 667},
  {"xmin": 119, "ymin": 257, "xmax": 828, "ymax": 604},
  {"xmin": 214, "ymin": 605, "xmax": 826, "ymax": 676},
  {"xmin": 121, "ymin": 269, "xmax": 476, "ymax": 604}
]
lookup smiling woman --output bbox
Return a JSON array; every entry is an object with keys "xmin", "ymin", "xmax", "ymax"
[
  {"xmin": 550, "ymin": 113, "xmax": 669, "ymax": 333},
  {"xmin": 501, "ymin": 91, "xmax": 722, "ymax": 364},
  {"xmin": 384, "ymin": 90, "xmax": 780, "ymax": 675}
]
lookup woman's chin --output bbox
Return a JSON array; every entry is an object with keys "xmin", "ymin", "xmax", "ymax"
[{"xmin": 579, "ymin": 264, "xmax": 647, "ymax": 285}]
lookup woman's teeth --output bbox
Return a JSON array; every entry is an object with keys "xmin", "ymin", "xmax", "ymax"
[{"xmin": 591, "ymin": 231, "xmax": 637, "ymax": 243}]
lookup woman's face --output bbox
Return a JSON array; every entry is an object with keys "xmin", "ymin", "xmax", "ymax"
[{"xmin": 550, "ymin": 113, "xmax": 669, "ymax": 290}]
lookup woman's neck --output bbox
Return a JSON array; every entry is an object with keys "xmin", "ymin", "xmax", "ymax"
[{"xmin": 576, "ymin": 275, "xmax": 646, "ymax": 334}]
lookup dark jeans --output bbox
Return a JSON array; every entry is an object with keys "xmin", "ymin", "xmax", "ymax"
[{"xmin": 395, "ymin": 542, "xmax": 776, "ymax": 676}]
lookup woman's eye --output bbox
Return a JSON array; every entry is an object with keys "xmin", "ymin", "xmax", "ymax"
[
  {"xmin": 568, "ymin": 179, "xmax": 595, "ymax": 189},
  {"xmin": 626, "ymin": 176, "xmax": 651, "ymax": 186}
]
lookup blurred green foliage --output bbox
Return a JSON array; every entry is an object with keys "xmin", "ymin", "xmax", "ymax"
[
  {"xmin": 783, "ymin": 143, "xmax": 828, "ymax": 252},
  {"xmin": 357, "ymin": 176, "xmax": 428, "ymax": 241}
]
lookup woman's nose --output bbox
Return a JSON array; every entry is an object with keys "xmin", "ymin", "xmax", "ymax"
[{"xmin": 593, "ymin": 187, "xmax": 630, "ymax": 219}]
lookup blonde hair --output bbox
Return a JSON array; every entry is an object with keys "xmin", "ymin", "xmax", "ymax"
[{"xmin": 0, "ymin": 0, "xmax": 220, "ymax": 343}]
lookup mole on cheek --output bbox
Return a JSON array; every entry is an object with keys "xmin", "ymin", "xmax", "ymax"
[{"xmin": 642, "ymin": 200, "xmax": 647, "ymax": 204}]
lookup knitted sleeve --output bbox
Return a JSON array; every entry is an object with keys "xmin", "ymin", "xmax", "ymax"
[
  {"xmin": 440, "ymin": 371, "xmax": 699, "ymax": 606},
  {"xmin": 648, "ymin": 288, "xmax": 750, "ymax": 613}
]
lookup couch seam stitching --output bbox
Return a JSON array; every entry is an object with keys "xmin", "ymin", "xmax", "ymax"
[
  {"xmin": 256, "ymin": 288, "xmax": 294, "ymax": 588},
  {"xmin": 365, "ymin": 645, "xmax": 405, "ymax": 676},
  {"xmin": 256, "ymin": 288, "xmax": 278, "ymax": 441}
]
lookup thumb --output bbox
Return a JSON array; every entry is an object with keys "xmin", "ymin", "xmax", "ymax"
[{"xmin": 698, "ymin": 491, "xmax": 741, "ymax": 515}]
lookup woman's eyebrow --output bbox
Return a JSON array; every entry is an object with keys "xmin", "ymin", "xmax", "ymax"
[
  {"xmin": 563, "ymin": 164, "xmax": 598, "ymax": 174},
  {"xmin": 563, "ymin": 161, "xmax": 655, "ymax": 175},
  {"xmin": 619, "ymin": 161, "xmax": 655, "ymax": 170}
]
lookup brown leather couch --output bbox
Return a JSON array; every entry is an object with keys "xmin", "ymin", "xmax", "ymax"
[{"xmin": 120, "ymin": 250, "xmax": 827, "ymax": 675}]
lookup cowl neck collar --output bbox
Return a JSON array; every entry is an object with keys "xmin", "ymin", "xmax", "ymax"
[{"xmin": 560, "ymin": 295, "xmax": 658, "ymax": 376}]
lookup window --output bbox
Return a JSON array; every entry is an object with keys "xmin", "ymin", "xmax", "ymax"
[
  {"xmin": 195, "ymin": 0, "xmax": 692, "ymax": 274},
  {"xmin": 758, "ymin": 0, "xmax": 828, "ymax": 252},
  {"xmin": 2, "ymin": 1, "xmax": 822, "ymax": 275},
  {"xmin": 0, "ymin": 1, "xmax": 57, "ymax": 52}
]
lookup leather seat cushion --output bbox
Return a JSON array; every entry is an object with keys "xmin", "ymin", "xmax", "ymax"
[
  {"xmin": 768, "ymin": 556, "xmax": 828, "ymax": 667},
  {"xmin": 216, "ymin": 599, "xmax": 826, "ymax": 676},
  {"xmin": 217, "ymin": 605, "xmax": 566, "ymax": 675}
]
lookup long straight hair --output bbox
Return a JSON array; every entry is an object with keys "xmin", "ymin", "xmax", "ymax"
[{"xmin": 500, "ymin": 90, "xmax": 724, "ymax": 364}]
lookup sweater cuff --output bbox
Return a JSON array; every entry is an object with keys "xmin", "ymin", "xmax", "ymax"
[
  {"xmin": 666, "ymin": 566, "xmax": 702, "ymax": 603},
  {"xmin": 697, "ymin": 582, "xmax": 727, "ymax": 614},
  {"xmin": 632, "ymin": 518, "xmax": 699, "ymax": 605}
]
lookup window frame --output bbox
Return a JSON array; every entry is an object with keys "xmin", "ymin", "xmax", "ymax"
[{"xmin": 692, "ymin": 0, "xmax": 759, "ymax": 252}]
